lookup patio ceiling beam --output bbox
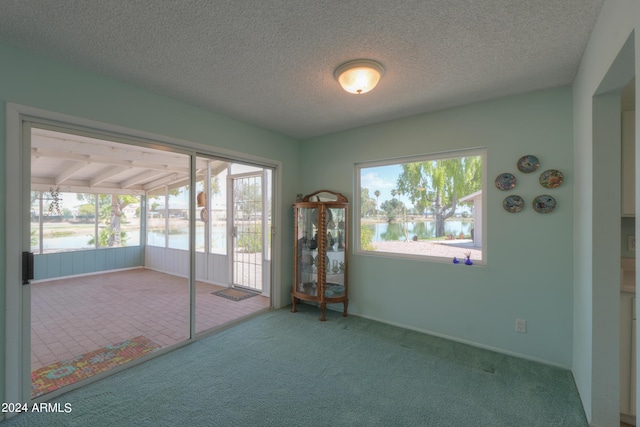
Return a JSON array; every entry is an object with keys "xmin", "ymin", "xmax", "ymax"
[
  {"xmin": 55, "ymin": 161, "xmax": 89, "ymax": 185},
  {"xmin": 121, "ymin": 170, "xmax": 168, "ymax": 189},
  {"xmin": 33, "ymin": 148, "xmax": 128, "ymax": 166},
  {"xmin": 143, "ymin": 173, "xmax": 182, "ymax": 191},
  {"xmin": 195, "ymin": 158, "xmax": 211, "ymax": 170},
  {"xmin": 90, "ymin": 166, "xmax": 130, "ymax": 187},
  {"xmin": 210, "ymin": 161, "xmax": 228, "ymax": 176},
  {"xmin": 168, "ymin": 176, "xmax": 194, "ymax": 191},
  {"xmin": 128, "ymin": 162, "xmax": 188, "ymax": 174},
  {"xmin": 32, "ymin": 148, "xmax": 90, "ymax": 163}
]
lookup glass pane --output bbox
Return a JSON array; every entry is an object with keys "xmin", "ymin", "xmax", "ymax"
[
  {"xmin": 41, "ymin": 191, "xmax": 95, "ymax": 252},
  {"xmin": 168, "ymin": 184, "xmax": 189, "ymax": 250},
  {"xmin": 195, "ymin": 180, "xmax": 205, "ymax": 253},
  {"xmin": 264, "ymin": 170, "xmax": 272, "ymax": 260},
  {"xmin": 326, "ymin": 207, "xmax": 346, "ymax": 296},
  {"xmin": 147, "ymin": 193, "xmax": 166, "ymax": 247},
  {"xmin": 122, "ymin": 197, "xmax": 141, "ymax": 246},
  {"xmin": 296, "ymin": 207, "xmax": 318, "ymax": 296},
  {"xmin": 30, "ymin": 191, "xmax": 41, "ymax": 254},
  {"xmin": 96, "ymin": 194, "xmax": 141, "ymax": 248},
  {"xmin": 359, "ymin": 152, "xmax": 483, "ymax": 261},
  {"xmin": 210, "ymin": 165, "xmax": 227, "ymax": 255},
  {"xmin": 232, "ymin": 174, "xmax": 263, "ymax": 290},
  {"xmin": 195, "ymin": 156, "xmax": 222, "ymax": 335}
]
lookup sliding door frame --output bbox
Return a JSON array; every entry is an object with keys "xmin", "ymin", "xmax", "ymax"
[{"xmin": 5, "ymin": 103, "xmax": 281, "ymax": 407}]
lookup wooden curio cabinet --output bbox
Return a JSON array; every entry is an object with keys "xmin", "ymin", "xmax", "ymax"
[{"xmin": 291, "ymin": 190, "xmax": 348, "ymax": 321}]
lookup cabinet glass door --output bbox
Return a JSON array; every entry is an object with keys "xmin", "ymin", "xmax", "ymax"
[
  {"xmin": 295, "ymin": 207, "xmax": 318, "ymax": 296},
  {"xmin": 324, "ymin": 206, "xmax": 346, "ymax": 298}
]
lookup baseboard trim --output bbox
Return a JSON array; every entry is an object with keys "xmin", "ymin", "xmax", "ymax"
[
  {"xmin": 353, "ymin": 312, "xmax": 571, "ymax": 370},
  {"xmin": 621, "ymin": 412, "xmax": 636, "ymax": 425},
  {"xmin": 32, "ymin": 266, "xmax": 144, "ymax": 283}
]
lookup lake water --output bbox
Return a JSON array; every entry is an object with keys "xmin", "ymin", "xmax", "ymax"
[
  {"xmin": 365, "ymin": 220, "xmax": 473, "ymax": 242},
  {"xmin": 147, "ymin": 226, "xmax": 226, "ymax": 251},
  {"xmin": 37, "ymin": 225, "xmax": 227, "ymax": 252},
  {"xmin": 38, "ymin": 231, "xmax": 141, "ymax": 251},
  {"xmin": 37, "ymin": 221, "xmax": 467, "ymax": 251}
]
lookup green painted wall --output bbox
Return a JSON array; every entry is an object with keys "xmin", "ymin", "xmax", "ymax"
[
  {"xmin": 301, "ymin": 87, "xmax": 574, "ymax": 367},
  {"xmin": 0, "ymin": 43, "xmax": 300, "ymax": 406}
]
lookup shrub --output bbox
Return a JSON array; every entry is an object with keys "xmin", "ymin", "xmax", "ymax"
[
  {"xmin": 238, "ymin": 226, "xmax": 262, "ymax": 252},
  {"xmin": 361, "ymin": 226, "xmax": 376, "ymax": 251}
]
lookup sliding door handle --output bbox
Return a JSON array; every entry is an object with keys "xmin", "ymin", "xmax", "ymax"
[{"xmin": 22, "ymin": 251, "xmax": 34, "ymax": 285}]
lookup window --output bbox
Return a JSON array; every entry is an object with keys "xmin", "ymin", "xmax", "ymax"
[
  {"xmin": 208, "ymin": 164, "xmax": 227, "ymax": 255},
  {"xmin": 30, "ymin": 190, "xmax": 141, "ymax": 254},
  {"xmin": 356, "ymin": 149, "xmax": 485, "ymax": 262},
  {"xmin": 147, "ymin": 192, "xmax": 167, "ymax": 247},
  {"xmin": 96, "ymin": 194, "xmax": 141, "ymax": 248},
  {"xmin": 168, "ymin": 183, "xmax": 189, "ymax": 250},
  {"xmin": 146, "ymin": 160, "xmax": 230, "ymax": 254}
]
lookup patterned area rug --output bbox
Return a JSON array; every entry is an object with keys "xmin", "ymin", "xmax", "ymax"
[
  {"xmin": 31, "ymin": 336, "xmax": 160, "ymax": 398},
  {"xmin": 212, "ymin": 287, "xmax": 260, "ymax": 301}
]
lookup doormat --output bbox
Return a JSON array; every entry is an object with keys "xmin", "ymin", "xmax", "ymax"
[
  {"xmin": 31, "ymin": 336, "xmax": 161, "ymax": 398},
  {"xmin": 212, "ymin": 288, "xmax": 260, "ymax": 301}
]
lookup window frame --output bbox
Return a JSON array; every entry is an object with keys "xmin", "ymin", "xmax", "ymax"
[{"xmin": 354, "ymin": 147, "xmax": 487, "ymax": 264}]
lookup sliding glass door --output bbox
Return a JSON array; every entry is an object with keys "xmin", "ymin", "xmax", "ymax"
[
  {"xmin": 27, "ymin": 125, "xmax": 192, "ymax": 398},
  {"xmin": 12, "ymin": 117, "xmax": 274, "ymax": 404},
  {"xmin": 194, "ymin": 158, "xmax": 272, "ymax": 334}
]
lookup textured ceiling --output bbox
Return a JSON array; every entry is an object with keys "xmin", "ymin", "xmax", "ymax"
[{"xmin": 0, "ymin": 1, "xmax": 604, "ymax": 139}]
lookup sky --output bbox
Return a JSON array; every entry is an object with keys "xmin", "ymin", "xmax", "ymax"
[
  {"xmin": 359, "ymin": 162, "xmax": 475, "ymax": 215},
  {"xmin": 360, "ymin": 164, "xmax": 413, "ymax": 207}
]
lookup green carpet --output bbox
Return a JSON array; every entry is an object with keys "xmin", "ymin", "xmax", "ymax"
[{"xmin": 1, "ymin": 305, "xmax": 587, "ymax": 426}]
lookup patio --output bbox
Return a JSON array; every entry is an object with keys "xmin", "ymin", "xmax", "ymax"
[
  {"xmin": 31, "ymin": 268, "xmax": 270, "ymax": 371},
  {"xmin": 371, "ymin": 239, "xmax": 482, "ymax": 260}
]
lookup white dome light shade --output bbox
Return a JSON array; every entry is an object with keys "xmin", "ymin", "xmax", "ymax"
[{"xmin": 334, "ymin": 59, "xmax": 385, "ymax": 95}]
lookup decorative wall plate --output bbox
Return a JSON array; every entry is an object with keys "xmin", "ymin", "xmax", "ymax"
[
  {"xmin": 495, "ymin": 173, "xmax": 516, "ymax": 190},
  {"xmin": 503, "ymin": 195, "xmax": 524, "ymax": 213},
  {"xmin": 539, "ymin": 169, "xmax": 564, "ymax": 188},
  {"xmin": 517, "ymin": 155, "xmax": 540, "ymax": 173},
  {"xmin": 532, "ymin": 195, "xmax": 557, "ymax": 213}
]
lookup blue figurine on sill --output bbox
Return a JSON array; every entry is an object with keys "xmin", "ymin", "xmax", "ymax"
[{"xmin": 452, "ymin": 257, "xmax": 460, "ymax": 264}]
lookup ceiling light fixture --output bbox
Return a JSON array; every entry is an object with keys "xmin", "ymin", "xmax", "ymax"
[{"xmin": 334, "ymin": 59, "xmax": 385, "ymax": 95}]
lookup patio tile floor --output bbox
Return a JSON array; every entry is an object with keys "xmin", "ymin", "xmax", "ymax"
[{"xmin": 31, "ymin": 268, "xmax": 270, "ymax": 370}]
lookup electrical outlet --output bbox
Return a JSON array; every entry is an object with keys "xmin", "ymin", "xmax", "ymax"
[{"xmin": 516, "ymin": 318, "xmax": 526, "ymax": 333}]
